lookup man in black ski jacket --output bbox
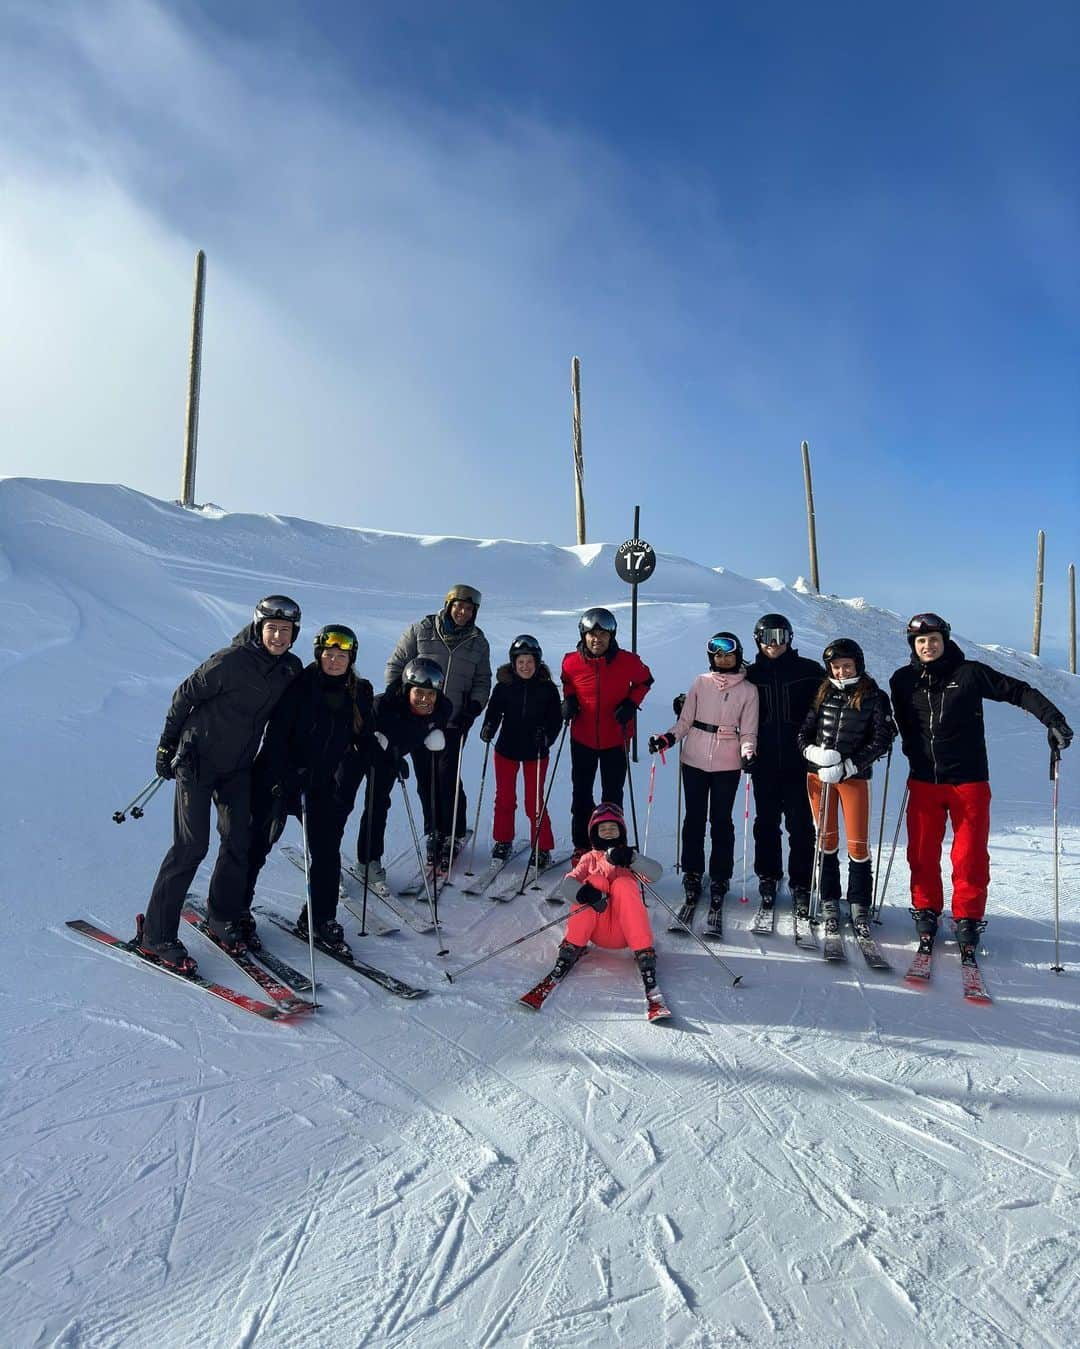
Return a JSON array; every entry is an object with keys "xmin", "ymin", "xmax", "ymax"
[
  {"xmin": 744, "ymin": 613, "xmax": 825, "ymax": 915},
  {"xmin": 890, "ymin": 611, "xmax": 1073, "ymax": 951},
  {"xmin": 137, "ymin": 596, "xmax": 304, "ymax": 972}
]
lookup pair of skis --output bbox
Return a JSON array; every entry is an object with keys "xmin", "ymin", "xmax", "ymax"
[
  {"xmin": 518, "ymin": 955, "xmax": 671, "ymax": 1022},
  {"xmin": 667, "ymin": 887, "xmax": 726, "ymax": 940},
  {"xmin": 904, "ymin": 934, "xmax": 992, "ymax": 1003},
  {"xmin": 462, "ymin": 845, "xmax": 571, "ymax": 903}
]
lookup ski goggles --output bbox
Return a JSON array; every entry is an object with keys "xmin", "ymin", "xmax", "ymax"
[
  {"xmin": 907, "ymin": 614, "xmax": 947, "ymax": 636},
  {"xmin": 756, "ymin": 627, "xmax": 791, "ymax": 646},
  {"xmin": 707, "ymin": 635, "xmax": 739, "ymax": 655},
  {"xmin": 581, "ymin": 610, "xmax": 618, "ymax": 633},
  {"xmin": 320, "ymin": 629, "xmax": 357, "ymax": 653}
]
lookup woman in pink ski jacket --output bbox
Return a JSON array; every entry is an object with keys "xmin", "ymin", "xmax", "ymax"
[{"xmin": 649, "ymin": 632, "xmax": 759, "ymax": 907}]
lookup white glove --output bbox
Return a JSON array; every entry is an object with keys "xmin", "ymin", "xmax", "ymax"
[
  {"xmin": 818, "ymin": 759, "xmax": 856, "ymax": 784},
  {"xmin": 374, "ymin": 732, "xmax": 388, "ymax": 751},
  {"xmin": 805, "ymin": 745, "xmax": 842, "ymax": 767},
  {"xmin": 424, "ymin": 728, "xmax": 446, "ymax": 752}
]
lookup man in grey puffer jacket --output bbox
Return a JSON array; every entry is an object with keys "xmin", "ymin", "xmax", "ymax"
[{"xmin": 385, "ymin": 585, "xmax": 492, "ymax": 859}]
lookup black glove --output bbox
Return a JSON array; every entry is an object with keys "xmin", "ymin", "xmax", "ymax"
[
  {"xmin": 155, "ymin": 742, "xmax": 178, "ymax": 780},
  {"xmin": 1048, "ymin": 717, "xmax": 1073, "ymax": 751},
  {"xmin": 561, "ymin": 694, "xmax": 579, "ymax": 724},
  {"xmin": 267, "ymin": 784, "xmax": 290, "ymax": 847},
  {"xmin": 534, "ymin": 727, "xmax": 550, "ymax": 753},
  {"xmin": 606, "ymin": 844, "xmax": 634, "ymax": 868},
  {"xmin": 613, "ymin": 698, "xmax": 637, "ymax": 725},
  {"xmin": 648, "ymin": 732, "xmax": 676, "ymax": 755},
  {"xmin": 576, "ymin": 881, "xmax": 608, "ymax": 913},
  {"xmin": 479, "ymin": 719, "xmax": 498, "ymax": 744},
  {"xmin": 391, "ymin": 747, "xmax": 410, "ymax": 782},
  {"xmin": 741, "ymin": 753, "xmax": 756, "ymax": 774},
  {"xmin": 672, "ymin": 692, "xmax": 686, "ymax": 717}
]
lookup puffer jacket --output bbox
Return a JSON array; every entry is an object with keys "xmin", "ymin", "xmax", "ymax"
[
  {"xmin": 372, "ymin": 685, "xmax": 453, "ymax": 758},
  {"xmin": 665, "ymin": 670, "xmax": 759, "ymax": 772},
  {"xmin": 483, "ymin": 662, "xmax": 563, "ymax": 762},
  {"xmin": 561, "ymin": 641, "xmax": 654, "ymax": 750},
  {"xmin": 556, "ymin": 847, "xmax": 663, "ymax": 899},
  {"xmin": 796, "ymin": 678, "xmax": 895, "ymax": 780},
  {"xmin": 385, "ymin": 609, "xmax": 492, "ymax": 729},
  {"xmin": 160, "ymin": 624, "xmax": 303, "ymax": 783}
]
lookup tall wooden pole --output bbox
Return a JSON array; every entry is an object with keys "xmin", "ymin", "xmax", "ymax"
[
  {"xmin": 801, "ymin": 440, "xmax": 820, "ymax": 593},
  {"xmin": 180, "ymin": 250, "xmax": 206, "ymax": 508},
  {"xmin": 1032, "ymin": 529, "xmax": 1045, "ymax": 656},
  {"xmin": 571, "ymin": 356, "xmax": 586, "ymax": 545},
  {"xmin": 1069, "ymin": 563, "xmax": 1076, "ymax": 674}
]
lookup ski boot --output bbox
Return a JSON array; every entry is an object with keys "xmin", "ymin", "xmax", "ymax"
[
  {"xmin": 296, "ymin": 909, "xmax": 352, "ymax": 956},
  {"xmin": 135, "ymin": 914, "xmax": 198, "ymax": 975},
  {"xmin": 635, "ymin": 947, "xmax": 671, "ymax": 1021},
  {"xmin": 551, "ymin": 940, "xmax": 586, "ymax": 981},
  {"xmin": 491, "ymin": 840, "xmax": 513, "ymax": 861},
  {"xmin": 535, "ymin": 850, "xmax": 552, "ymax": 871},
  {"xmin": 757, "ymin": 876, "xmax": 778, "ymax": 909},
  {"xmin": 425, "ymin": 832, "xmax": 445, "ymax": 866},
  {"xmin": 849, "ymin": 901, "xmax": 872, "ymax": 940},
  {"xmin": 236, "ymin": 910, "xmax": 262, "ymax": 952},
  {"xmin": 791, "ymin": 886, "xmax": 811, "ymax": 921},
  {"xmin": 704, "ymin": 879, "xmax": 727, "ymax": 938},
  {"xmin": 682, "ymin": 871, "xmax": 703, "ymax": 901},
  {"xmin": 205, "ymin": 912, "xmax": 249, "ymax": 956},
  {"xmin": 953, "ymin": 916, "xmax": 985, "ymax": 956},
  {"xmin": 356, "ymin": 859, "xmax": 387, "ymax": 889},
  {"xmin": 910, "ymin": 906, "xmax": 939, "ymax": 944},
  {"xmin": 820, "ymin": 897, "xmax": 841, "ymax": 938}
]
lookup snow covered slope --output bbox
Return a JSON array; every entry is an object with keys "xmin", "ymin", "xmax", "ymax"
[{"xmin": 2, "ymin": 478, "xmax": 1078, "ymax": 1347}]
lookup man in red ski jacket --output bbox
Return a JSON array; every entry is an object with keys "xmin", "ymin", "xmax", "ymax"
[{"xmin": 561, "ymin": 607, "xmax": 654, "ymax": 856}]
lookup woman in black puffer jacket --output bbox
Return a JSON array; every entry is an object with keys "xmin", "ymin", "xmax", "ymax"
[
  {"xmin": 796, "ymin": 638, "xmax": 895, "ymax": 932},
  {"xmin": 479, "ymin": 635, "xmax": 563, "ymax": 866},
  {"xmin": 245, "ymin": 624, "xmax": 375, "ymax": 951}
]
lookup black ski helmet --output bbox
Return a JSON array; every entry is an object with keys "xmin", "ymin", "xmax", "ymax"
[
  {"xmin": 822, "ymin": 638, "xmax": 865, "ymax": 676},
  {"xmin": 402, "ymin": 656, "xmax": 445, "ymax": 691},
  {"xmin": 706, "ymin": 632, "xmax": 743, "ymax": 667},
  {"xmin": 253, "ymin": 595, "xmax": 301, "ymax": 645},
  {"xmin": 445, "ymin": 584, "xmax": 482, "ymax": 612},
  {"xmin": 588, "ymin": 801, "xmax": 627, "ymax": 849},
  {"xmin": 509, "ymin": 634, "xmax": 542, "ymax": 663},
  {"xmin": 314, "ymin": 623, "xmax": 358, "ymax": 667},
  {"xmin": 753, "ymin": 613, "xmax": 793, "ymax": 647},
  {"xmin": 579, "ymin": 607, "xmax": 617, "ymax": 638},
  {"xmin": 906, "ymin": 612, "xmax": 951, "ymax": 646}
]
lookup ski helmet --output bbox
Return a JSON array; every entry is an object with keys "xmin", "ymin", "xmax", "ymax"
[
  {"xmin": 707, "ymin": 632, "xmax": 743, "ymax": 667},
  {"xmin": 822, "ymin": 638, "xmax": 865, "ymax": 678},
  {"xmin": 579, "ymin": 607, "xmax": 617, "ymax": 638},
  {"xmin": 253, "ymin": 595, "xmax": 301, "ymax": 644},
  {"xmin": 509, "ymin": 634, "xmax": 542, "ymax": 663},
  {"xmin": 588, "ymin": 801, "xmax": 627, "ymax": 849},
  {"xmin": 445, "ymin": 584, "xmax": 482, "ymax": 612},
  {"xmin": 402, "ymin": 656, "xmax": 445, "ymax": 691},
  {"xmin": 906, "ymin": 612, "xmax": 951, "ymax": 646},
  {"xmin": 314, "ymin": 623, "xmax": 358, "ymax": 667},
  {"xmin": 753, "ymin": 613, "xmax": 793, "ymax": 648}
]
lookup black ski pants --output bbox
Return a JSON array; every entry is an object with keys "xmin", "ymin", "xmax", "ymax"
[
  {"xmin": 570, "ymin": 740, "xmax": 627, "ymax": 849},
  {"xmin": 357, "ymin": 754, "xmax": 401, "ymax": 864},
  {"xmin": 411, "ymin": 728, "xmax": 468, "ymax": 840},
  {"xmin": 145, "ymin": 770, "xmax": 251, "ymax": 944},
  {"xmin": 680, "ymin": 763, "xmax": 741, "ymax": 883},
  {"xmin": 751, "ymin": 760, "xmax": 815, "ymax": 890},
  {"xmin": 246, "ymin": 788, "xmax": 351, "ymax": 927}
]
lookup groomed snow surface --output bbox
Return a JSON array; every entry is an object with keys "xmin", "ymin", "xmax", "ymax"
[{"xmin": 2, "ymin": 479, "xmax": 1078, "ymax": 1348}]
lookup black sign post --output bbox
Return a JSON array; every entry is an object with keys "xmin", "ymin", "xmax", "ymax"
[{"xmin": 615, "ymin": 506, "xmax": 657, "ymax": 761}]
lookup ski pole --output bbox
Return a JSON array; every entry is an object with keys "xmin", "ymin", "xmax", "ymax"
[
  {"xmin": 643, "ymin": 755, "xmax": 657, "ymax": 855},
  {"xmin": 636, "ymin": 875, "xmax": 743, "ymax": 984},
  {"xmin": 518, "ymin": 722, "xmax": 568, "ymax": 895},
  {"xmin": 465, "ymin": 741, "xmax": 491, "ymax": 875},
  {"xmin": 112, "ymin": 775, "xmax": 164, "ymax": 823},
  {"xmin": 623, "ymin": 736, "xmax": 640, "ymax": 848},
  {"xmin": 429, "ymin": 753, "xmax": 441, "ymax": 917},
  {"xmin": 870, "ymin": 745, "xmax": 893, "ymax": 912},
  {"xmin": 873, "ymin": 783, "xmax": 909, "ymax": 923},
  {"xmin": 399, "ymin": 773, "xmax": 448, "ymax": 956},
  {"xmin": 809, "ymin": 781, "xmax": 831, "ymax": 924},
  {"xmin": 300, "ymin": 793, "xmax": 319, "ymax": 1008},
  {"xmin": 1051, "ymin": 747, "xmax": 1063, "ymax": 974},
  {"xmin": 674, "ymin": 742, "xmax": 683, "ymax": 874},
  {"xmin": 445, "ymin": 732, "xmax": 466, "ymax": 884},
  {"xmin": 358, "ymin": 762, "xmax": 375, "ymax": 937},
  {"xmin": 444, "ymin": 901, "xmax": 592, "ymax": 982},
  {"xmin": 739, "ymin": 774, "xmax": 752, "ymax": 903},
  {"xmin": 527, "ymin": 752, "xmax": 544, "ymax": 887}
]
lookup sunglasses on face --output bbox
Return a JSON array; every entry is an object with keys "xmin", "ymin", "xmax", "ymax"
[{"xmin": 321, "ymin": 630, "xmax": 356, "ymax": 652}]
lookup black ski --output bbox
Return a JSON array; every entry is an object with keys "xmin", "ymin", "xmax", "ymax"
[
  {"xmin": 751, "ymin": 902, "xmax": 776, "ymax": 935},
  {"xmin": 340, "ymin": 861, "xmax": 435, "ymax": 935},
  {"xmin": 793, "ymin": 911, "xmax": 818, "ymax": 949},
  {"xmin": 668, "ymin": 894, "xmax": 700, "ymax": 934},
  {"xmin": 261, "ymin": 913, "xmax": 427, "ymax": 999},
  {"xmin": 703, "ymin": 897, "xmax": 724, "ymax": 941},
  {"xmin": 851, "ymin": 925, "xmax": 891, "ymax": 971}
]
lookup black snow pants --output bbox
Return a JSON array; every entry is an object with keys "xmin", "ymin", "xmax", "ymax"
[
  {"xmin": 751, "ymin": 760, "xmax": 815, "ymax": 891},
  {"xmin": 570, "ymin": 740, "xmax": 627, "ymax": 849},
  {"xmin": 680, "ymin": 763, "xmax": 741, "ymax": 883}
]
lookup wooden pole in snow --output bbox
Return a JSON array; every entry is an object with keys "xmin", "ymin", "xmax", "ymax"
[
  {"xmin": 1032, "ymin": 529, "xmax": 1045, "ymax": 656},
  {"xmin": 180, "ymin": 250, "xmax": 206, "ymax": 509},
  {"xmin": 1068, "ymin": 563, "xmax": 1076, "ymax": 675},
  {"xmin": 801, "ymin": 440, "xmax": 820, "ymax": 593},
  {"xmin": 571, "ymin": 356, "xmax": 586, "ymax": 545}
]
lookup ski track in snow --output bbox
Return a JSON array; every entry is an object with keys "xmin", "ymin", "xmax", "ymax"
[{"xmin": 1, "ymin": 480, "xmax": 1079, "ymax": 1347}]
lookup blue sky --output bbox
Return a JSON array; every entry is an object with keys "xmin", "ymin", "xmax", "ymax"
[{"xmin": 2, "ymin": 0, "xmax": 1077, "ymax": 660}]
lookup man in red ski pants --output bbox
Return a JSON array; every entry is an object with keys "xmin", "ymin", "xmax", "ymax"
[{"xmin": 889, "ymin": 613, "xmax": 1072, "ymax": 954}]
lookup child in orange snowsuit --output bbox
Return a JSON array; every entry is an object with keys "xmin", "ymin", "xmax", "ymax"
[{"xmin": 549, "ymin": 802, "xmax": 665, "ymax": 1008}]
